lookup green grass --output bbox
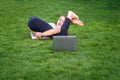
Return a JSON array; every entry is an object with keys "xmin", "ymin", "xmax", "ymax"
[{"xmin": 0, "ymin": 0, "xmax": 120, "ymax": 80}]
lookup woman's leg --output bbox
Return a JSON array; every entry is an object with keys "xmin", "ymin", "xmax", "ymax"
[
  {"xmin": 28, "ymin": 16, "xmax": 53, "ymax": 32},
  {"xmin": 56, "ymin": 18, "xmax": 71, "ymax": 35}
]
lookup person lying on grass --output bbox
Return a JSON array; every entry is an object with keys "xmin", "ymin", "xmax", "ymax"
[{"xmin": 28, "ymin": 10, "xmax": 84, "ymax": 40}]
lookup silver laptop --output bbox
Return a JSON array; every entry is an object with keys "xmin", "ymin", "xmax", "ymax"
[{"xmin": 53, "ymin": 36, "xmax": 77, "ymax": 51}]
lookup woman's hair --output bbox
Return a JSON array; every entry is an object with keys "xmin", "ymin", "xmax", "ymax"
[{"xmin": 61, "ymin": 15, "xmax": 67, "ymax": 20}]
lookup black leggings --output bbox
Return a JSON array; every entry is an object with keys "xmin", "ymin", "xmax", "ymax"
[{"xmin": 28, "ymin": 16, "xmax": 71, "ymax": 36}]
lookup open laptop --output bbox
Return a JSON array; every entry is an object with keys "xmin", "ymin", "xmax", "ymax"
[{"xmin": 53, "ymin": 36, "xmax": 77, "ymax": 51}]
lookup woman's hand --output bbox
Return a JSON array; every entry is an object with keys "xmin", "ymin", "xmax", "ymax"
[
  {"xmin": 54, "ymin": 26, "xmax": 61, "ymax": 34},
  {"xmin": 35, "ymin": 32, "xmax": 42, "ymax": 39}
]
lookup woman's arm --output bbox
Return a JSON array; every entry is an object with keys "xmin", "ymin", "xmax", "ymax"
[
  {"xmin": 32, "ymin": 27, "xmax": 60, "ymax": 39},
  {"xmin": 40, "ymin": 27, "xmax": 60, "ymax": 36}
]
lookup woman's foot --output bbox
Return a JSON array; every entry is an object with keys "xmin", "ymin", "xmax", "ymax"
[
  {"xmin": 67, "ymin": 10, "xmax": 84, "ymax": 26},
  {"xmin": 72, "ymin": 18, "xmax": 84, "ymax": 26},
  {"xmin": 67, "ymin": 10, "xmax": 79, "ymax": 20}
]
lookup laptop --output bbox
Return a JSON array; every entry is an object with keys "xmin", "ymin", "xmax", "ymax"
[{"xmin": 53, "ymin": 36, "xmax": 77, "ymax": 51}]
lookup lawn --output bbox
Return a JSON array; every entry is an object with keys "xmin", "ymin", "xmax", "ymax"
[{"xmin": 0, "ymin": 0, "xmax": 120, "ymax": 80}]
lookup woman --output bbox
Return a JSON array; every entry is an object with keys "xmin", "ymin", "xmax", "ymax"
[{"xmin": 28, "ymin": 11, "xmax": 84, "ymax": 39}]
